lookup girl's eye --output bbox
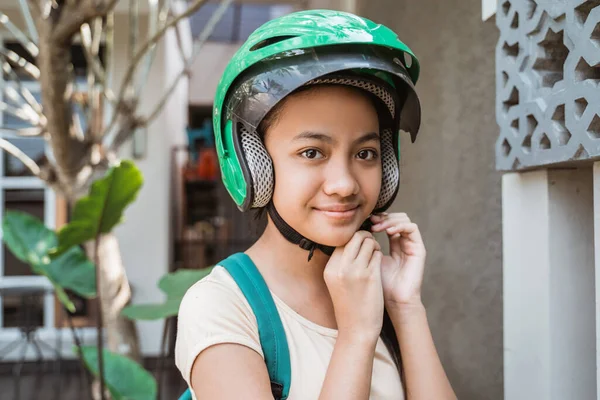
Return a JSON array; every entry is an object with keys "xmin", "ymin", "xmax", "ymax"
[
  {"xmin": 357, "ymin": 149, "xmax": 378, "ymax": 160},
  {"xmin": 301, "ymin": 149, "xmax": 324, "ymax": 159}
]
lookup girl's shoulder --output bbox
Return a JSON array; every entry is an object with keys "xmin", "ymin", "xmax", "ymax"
[
  {"xmin": 180, "ymin": 265, "xmax": 251, "ymax": 313},
  {"xmin": 175, "ymin": 265, "xmax": 264, "ymax": 385}
]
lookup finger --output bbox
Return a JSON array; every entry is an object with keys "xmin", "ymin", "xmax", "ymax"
[
  {"xmin": 388, "ymin": 223, "xmax": 425, "ymax": 258},
  {"xmin": 370, "ymin": 216, "xmax": 412, "ymax": 232},
  {"xmin": 385, "ymin": 222, "xmax": 421, "ymax": 241},
  {"xmin": 367, "ymin": 249, "xmax": 382, "ymax": 272},
  {"xmin": 355, "ymin": 237, "xmax": 378, "ymax": 267},
  {"xmin": 344, "ymin": 231, "xmax": 373, "ymax": 260}
]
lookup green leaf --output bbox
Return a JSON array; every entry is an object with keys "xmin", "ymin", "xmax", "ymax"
[
  {"xmin": 122, "ymin": 268, "xmax": 212, "ymax": 321},
  {"xmin": 158, "ymin": 268, "xmax": 213, "ymax": 297},
  {"xmin": 80, "ymin": 346, "xmax": 157, "ymax": 400},
  {"xmin": 122, "ymin": 298, "xmax": 181, "ymax": 320},
  {"xmin": 55, "ymin": 286, "xmax": 76, "ymax": 313},
  {"xmin": 44, "ymin": 246, "xmax": 96, "ymax": 298},
  {"xmin": 2, "ymin": 211, "xmax": 56, "ymax": 265},
  {"xmin": 56, "ymin": 161, "xmax": 143, "ymax": 253},
  {"xmin": 2, "ymin": 212, "xmax": 96, "ymax": 312}
]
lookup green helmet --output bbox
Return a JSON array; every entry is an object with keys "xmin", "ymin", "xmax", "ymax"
[{"xmin": 213, "ymin": 9, "xmax": 421, "ymax": 212}]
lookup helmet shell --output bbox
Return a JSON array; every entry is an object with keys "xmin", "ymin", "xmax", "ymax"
[{"xmin": 212, "ymin": 9, "xmax": 421, "ymax": 209}]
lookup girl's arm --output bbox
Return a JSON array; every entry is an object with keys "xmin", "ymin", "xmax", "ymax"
[
  {"xmin": 318, "ymin": 333, "xmax": 378, "ymax": 400},
  {"xmin": 389, "ymin": 303, "xmax": 456, "ymax": 400},
  {"xmin": 319, "ymin": 231, "xmax": 386, "ymax": 400},
  {"xmin": 370, "ymin": 212, "xmax": 456, "ymax": 400}
]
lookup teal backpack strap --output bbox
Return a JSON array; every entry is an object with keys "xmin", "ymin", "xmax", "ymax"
[
  {"xmin": 222, "ymin": 252, "xmax": 291, "ymax": 399},
  {"xmin": 177, "ymin": 252, "xmax": 291, "ymax": 400}
]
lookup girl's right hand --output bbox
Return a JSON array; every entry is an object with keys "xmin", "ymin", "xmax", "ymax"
[{"xmin": 324, "ymin": 231, "xmax": 384, "ymax": 342}]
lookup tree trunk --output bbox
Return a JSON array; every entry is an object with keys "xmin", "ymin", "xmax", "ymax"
[{"xmin": 85, "ymin": 233, "xmax": 142, "ymax": 363}]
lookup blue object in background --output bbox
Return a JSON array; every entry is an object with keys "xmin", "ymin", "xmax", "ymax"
[{"xmin": 186, "ymin": 119, "xmax": 213, "ymax": 162}]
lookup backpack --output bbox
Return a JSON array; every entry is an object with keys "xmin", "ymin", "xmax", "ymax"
[{"xmin": 177, "ymin": 252, "xmax": 402, "ymax": 400}]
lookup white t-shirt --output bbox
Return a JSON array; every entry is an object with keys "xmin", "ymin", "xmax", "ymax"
[{"xmin": 175, "ymin": 266, "xmax": 404, "ymax": 400}]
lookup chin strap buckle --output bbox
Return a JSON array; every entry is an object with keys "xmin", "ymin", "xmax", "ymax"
[{"xmin": 298, "ymin": 238, "xmax": 317, "ymax": 261}]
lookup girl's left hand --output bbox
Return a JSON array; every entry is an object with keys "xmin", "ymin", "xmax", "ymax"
[{"xmin": 370, "ymin": 212, "xmax": 426, "ymax": 311}]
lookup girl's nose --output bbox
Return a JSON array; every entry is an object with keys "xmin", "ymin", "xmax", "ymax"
[{"xmin": 322, "ymin": 159, "xmax": 359, "ymax": 198}]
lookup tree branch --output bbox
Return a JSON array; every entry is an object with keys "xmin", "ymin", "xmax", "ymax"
[
  {"xmin": 0, "ymin": 48, "xmax": 41, "ymax": 80},
  {"xmin": 104, "ymin": 0, "xmax": 211, "ymax": 139},
  {"xmin": 37, "ymin": 34, "xmax": 89, "ymax": 182},
  {"xmin": 0, "ymin": 12, "xmax": 39, "ymax": 57},
  {"xmin": 134, "ymin": 0, "xmax": 161, "ymax": 97},
  {"xmin": 140, "ymin": 0, "xmax": 233, "ymax": 126},
  {"xmin": 0, "ymin": 137, "xmax": 41, "ymax": 176},
  {"xmin": 0, "ymin": 100, "xmax": 40, "ymax": 126},
  {"xmin": 1, "ymin": 56, "xmax": 44, "ymax": 118},
  {"xmin": 18, "ymin": 0, "xmax": 39, "ymax": 42},
  {"xmin": 0, "ymin": 126, "xmax": 44, "ymax": 137},
  {"xmin": 80, "ymin": 22, "xmax": 107, "ymax": 86}
]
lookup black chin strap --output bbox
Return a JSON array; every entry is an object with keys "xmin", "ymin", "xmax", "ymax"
[{"xmin": 266, "ymin": 202, "xmax": 335, "ymax": 261}]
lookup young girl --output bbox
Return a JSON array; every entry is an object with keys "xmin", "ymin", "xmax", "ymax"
[{"xmin": 175, "ymin": 9, "xmax": 456, "ymax": 400}]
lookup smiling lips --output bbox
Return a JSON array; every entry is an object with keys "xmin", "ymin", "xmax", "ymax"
[{"xmin": 314, "ymin": 204, "xmax": 360, "ymax": 220}]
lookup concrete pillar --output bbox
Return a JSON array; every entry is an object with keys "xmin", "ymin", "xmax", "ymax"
[
  {"xmin": 503, "ymin": 169, "xmax": 595, "ymax": 399},
  {"xmin": 595, "ymin": 162, "xmax": 600, "ymax": 399}
]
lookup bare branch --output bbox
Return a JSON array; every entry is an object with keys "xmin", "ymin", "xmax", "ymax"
[
  {"xmin": 103, "ymin": 12, "xmax": 116, "ymax": 120},
  {"xmin": 18, "ymin": 0, "xmax": 39, "ymax": 42},
  {"xmin": 134, "ymin": 0, "xmax": 161, "ymax": 96},
  {"xmin": 105, "ymin": 0, "xmax": 211, "ymax": 138},
  {"xmin": 0, "ymin": 101, "xmax": 40, "ymax": 125},
  {"xmin": 91, "ymin": 16, "xmax": 103, "ymax": 54},
  {"xmin": 40, "ymin": 0, "xmax": 121, "ymax": 43},
  {"xmin": 173, "ymin": 13, "xmax": 187, "ymax": 65},
  {"xmin": 140, "ymin": 72, "xmax": 185, "ymax": 126},
  {"xmin": 1, "ymin": 56, "xmax": 44, "ymax": 117},
  {"xmin": 140, "ymin": 0, "xmax": 233, "ymax": 126},
  {"xmin": 0, "ymin": 48, "xmax": 41, "ymax": 80},
  {"xmin": 0, "ymin": 12, "xmax": 39, "ymax": 57},
  {"xmin": 0, "ymin": 137, "xmax": 41, "ymax": 176},
  {"xmin": 0, "ymin": 127, "xmax": 44, "ymax": 137},
  {"xmin": 126, "ymin": 0, "xmax": 140, "ymax": 98},
  {"xmin": 80, "ymin": 22, "xmax": 106, "ymax": 84}
]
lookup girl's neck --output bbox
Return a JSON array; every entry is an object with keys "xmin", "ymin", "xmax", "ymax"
[{"xmin": 245, "ymin": 219, "xmax": 331, "ymax": 284}]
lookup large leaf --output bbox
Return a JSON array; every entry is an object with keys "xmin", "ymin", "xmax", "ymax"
[
  {"xmin": 121, "ymin": 298, "xmax": 181, "ymax": 320},
  {"xmin": 80, "ymin": 346, "xmax": 157, "ymax": 400},
  {"xmin": 158, "ymin": 268, "xmax": 213, "ymax": 297},
  {"xmin": 2, "ymin": 212, "xmax": 96, "ymax": 312},
  {"xmin": 122, "ymin": 268, "xmax": 212, "ymax": 321},
  {"xmin": 56, "ymin": 160, "xmax": 143, "ymax": 253},
  {"xmin": 44, "ymin": 246, "xmax": 96, "ymax": 298},
  {"xmin": 2, "ymin": 211, "xmax": 56, "ymax": 265}
]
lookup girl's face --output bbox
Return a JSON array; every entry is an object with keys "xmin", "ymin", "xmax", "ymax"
[{"xmin": 264, "ymin": 85, "xmax": 382, "ymax": 247}]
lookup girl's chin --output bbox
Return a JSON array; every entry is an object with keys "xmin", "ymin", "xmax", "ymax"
[{"xmin": 300, "ymin": 224, "xmax": 364, "ymax": 247}]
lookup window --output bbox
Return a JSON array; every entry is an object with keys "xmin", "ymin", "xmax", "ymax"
[{"xmin": 0, "ymin": 37, "xmax": 57, "ymax": 331}]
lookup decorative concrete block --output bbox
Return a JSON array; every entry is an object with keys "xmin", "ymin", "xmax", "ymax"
[{"xmin": 496, "ymin": 0, "xmax": 600, "ymax": 170}]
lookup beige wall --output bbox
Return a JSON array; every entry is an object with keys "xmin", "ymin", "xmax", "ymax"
[
  {"xmin": 111, "ymin": 13, "xmax": 190, "ymax": 356},
  {"xmin": 357, "ymin": 1, "xmax": 503, "ymax": 399}
]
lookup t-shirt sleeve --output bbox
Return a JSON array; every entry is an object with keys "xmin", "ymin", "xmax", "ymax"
[{"xmin": 174, "ymin": 275, "xmax": 264, "ymax": 387}]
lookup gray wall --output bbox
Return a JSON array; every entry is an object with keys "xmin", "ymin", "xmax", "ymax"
[{"xmin": 357, "ymin": 1, "xmax": 503, "ymax": 399}]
